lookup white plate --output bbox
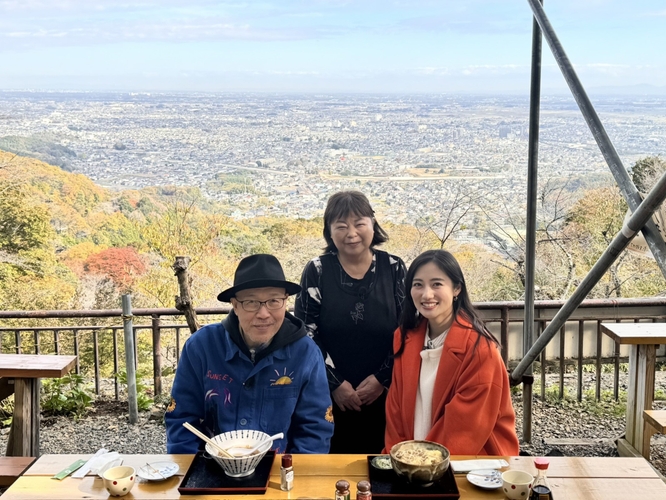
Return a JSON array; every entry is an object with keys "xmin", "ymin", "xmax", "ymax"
[
  {"xmin": 137, "ymin": 461, "xmax": 179, "ymax": 481},
  {"xmin": 466, "ymin": 469, "xmax": 502, "ymax": 490}
]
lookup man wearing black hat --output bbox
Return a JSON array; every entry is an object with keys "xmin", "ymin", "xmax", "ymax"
[{"xmin": 165, "ymin": 254, "xmax": 334, "ymax": 454}]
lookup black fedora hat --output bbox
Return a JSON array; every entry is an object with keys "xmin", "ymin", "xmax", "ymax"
[{"xmin": 217, "ymin": 254, "xmax": 301, "ymax": 302}]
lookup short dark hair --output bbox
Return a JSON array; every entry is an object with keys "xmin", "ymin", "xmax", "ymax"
[
  {"xmin": 322, "ymin": 190, "xmax": 389, "ymax": 252},
  {"xmin": 396, "ymin": 249, "xmax": 498, "ymax": 356}
]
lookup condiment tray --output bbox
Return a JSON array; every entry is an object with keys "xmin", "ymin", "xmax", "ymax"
[
  {"xmin": 178, "ymin": 451, "xmax": 275, "ymax": 495},
  {"xmin": 367, "ymin": 456, "xmax": 460, "ymax": 499}
]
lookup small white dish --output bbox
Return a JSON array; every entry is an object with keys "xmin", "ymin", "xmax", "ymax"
[
  {"xmin": 137, "ymin": 461, "xmax": 179, "ymax": 481},
  {"xmin": 466, "ymin": 469, "xmax": 502, "ymax": 490}
]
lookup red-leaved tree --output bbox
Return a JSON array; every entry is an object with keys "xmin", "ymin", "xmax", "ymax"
[{"xmin": 84, "ymin": 247, "xmax": 146, "ymax": 288}]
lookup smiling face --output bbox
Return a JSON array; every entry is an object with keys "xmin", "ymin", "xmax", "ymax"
[
  {"xmin": 329, "ymin": 214, "xmax": 374, "ymax": 259},
  {"xmin": 410, "ymin": 262, "xmax": 461, "ymax": 332},
  {"xmin": 231, "ymin": 287, "xmax": 287, "ymax": 348}
]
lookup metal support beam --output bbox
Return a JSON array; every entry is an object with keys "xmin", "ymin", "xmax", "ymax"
[
  {"xmin": 122, "ymin": 294, "xmax": 139, "ymax": 425},
  {"xmin": 522, "ymin": 0, "xmax": 543, "ymax": 444},
  {"xmin": 511, "ymin": 171, "xmax": 666, "ymax": 384},
  {"xmin": 525, "ymin": 0, "xmax": 666, "ymax": 279}
]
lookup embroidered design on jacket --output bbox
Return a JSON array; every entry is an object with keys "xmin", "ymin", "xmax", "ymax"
[
  {"xmin": 325, "ymin": 405, "xmax": 334, "ymax": 423},
  {"xmin": 166, "ymin": 398, "xmax": 176, "ymax": 413},
  {"xmin": 271, "ymin": 368, "xmax": 294, "ymax": 385}
]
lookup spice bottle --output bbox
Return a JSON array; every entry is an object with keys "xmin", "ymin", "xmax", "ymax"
[
  {"xmin": 280, "ymin": 454, "xmax": 293, "ymax": 491},
  {"xmin": 335, "ymin": 479, "xmax": 351, "ymax": 500},
  {"xmin": 530, "ymin": 458, "xmax": 553, "ymax": 500},
  {"xmin": 356, "ymin": 480, "xmax": 371, "ymax": 499}
]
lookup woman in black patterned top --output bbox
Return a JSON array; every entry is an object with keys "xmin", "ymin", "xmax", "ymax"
[{"xmin": 295, "ymin": 191, "xmax": 406, "ymax": 453}]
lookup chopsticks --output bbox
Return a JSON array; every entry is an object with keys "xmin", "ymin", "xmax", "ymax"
[
  {"xmin": 182, "ymin": 422, "xmax": 236, "ymax": 459},
  {"xmin": 145, "ymin": 462, "xmax": 166, "ymax": 480},
  {"xmin": 468, "ymin": 472, "xmax": 501, "ymax": 479}
]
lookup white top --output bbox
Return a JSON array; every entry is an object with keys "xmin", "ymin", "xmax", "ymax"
[{"xmin": 413, "ymin": 326, "xmax": 449, "ymax": 441}]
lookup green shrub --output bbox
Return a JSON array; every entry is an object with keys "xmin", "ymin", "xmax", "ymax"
[
  {"xmin": 582, "ymin": 389, "xmax": 627, "ymax": 416},
  {"xmin": 0, "ymin": 397, "xmax": 14, "ymax": 427},
  {"xmin": 116, "ymin": 371, "xmax": 154, "ymax": 412},
  {"xmin": 41, "ymin": 374, "xmax": 94, "ymax": 417}
]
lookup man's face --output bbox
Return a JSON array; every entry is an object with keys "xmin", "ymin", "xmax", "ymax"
[{"xmin": 231, "ymin": 287, "xmax": 288, "ymax": 348}]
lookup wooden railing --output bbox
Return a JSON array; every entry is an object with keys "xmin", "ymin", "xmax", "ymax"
[{"xmin": 0, "ymin": 298, "xmax": 665, "ymax": 401}]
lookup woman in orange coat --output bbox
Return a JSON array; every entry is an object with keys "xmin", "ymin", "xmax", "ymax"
[{"xmin": 384, "ymin": 250, "xmax": 519, "ymax": 456}]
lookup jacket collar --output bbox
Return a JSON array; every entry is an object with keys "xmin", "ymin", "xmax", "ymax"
[
  {"xmin": 401, "ymin": 316, "xmax": 475, "ymax": 434},
  {"xmin": 432, "ymin": 316, "xmax": 474, "ymax": 419},
  {"xmin": 221, "ymin": 310, "xmax": 305, "ymax": 363}
]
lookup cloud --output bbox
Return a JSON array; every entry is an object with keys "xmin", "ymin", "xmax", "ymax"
[
  {"xmin": 0, "ymin": 1, "xmax": 233, "ymax": 12},
  {"xmin": 415, "ymin": 67, "xmax": 451, "ymax": 76},
  {"xmin": 578, "ymin": 63, "xmax": 633, "ymax": 77},
  {"xmin": 0, "ymin": 18, "xmax": 325, "ymax": 50},
  {"xmin": 460, "ymin": 64, "xmax": 526, "ymax": 76},
  {"xmin": 399, "ymin": 17, "xmax": 529, "ymax": 35},
  {"xmin": 0, "ymin": 0, "xmax": 357, "ymax": 50}
]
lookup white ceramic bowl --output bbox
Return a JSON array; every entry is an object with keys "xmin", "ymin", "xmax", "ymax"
[
  {"xmin": 501, "ymin": 470, "xmax": 534, "ymax": 500},
  {"xmin": 205, "ymin": 429, "xmax": 272, "ymax": 477},
  {"xmin": 102, "ymin": 466, "xmax": 136, "ymax": 497}
]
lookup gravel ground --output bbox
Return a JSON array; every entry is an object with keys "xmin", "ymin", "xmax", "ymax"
[{"xmin": 0, "ymin": 372, "xmax": 664, "ymax": 477}]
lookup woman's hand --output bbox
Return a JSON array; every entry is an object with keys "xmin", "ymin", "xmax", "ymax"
[
  {"xmin": 356, "ymin": 375, "xmax": 385, "ymax": 405},
  {"xmin": 332, "ymin": 380, "xmax": 363, "ymax": 412}
]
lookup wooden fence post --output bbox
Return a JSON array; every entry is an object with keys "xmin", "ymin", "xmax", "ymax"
[{"xmin": 173, "ymin": 256, "xmax": 200, "ymax": 334}]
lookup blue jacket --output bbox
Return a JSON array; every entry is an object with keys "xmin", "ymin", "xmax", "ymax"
[{"xmin": 165, "ymin": 312, "xmax": 333, "ymax": 454}]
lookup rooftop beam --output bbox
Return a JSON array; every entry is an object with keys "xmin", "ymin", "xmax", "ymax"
[
  {"xmin": 510, "ymin": 171, "xmax": 666, "ymax": 385},
  {"xmin": 525, "ymin": 0, "xmax": 666, "ymax": 280},
  {"xmin": 522, "ymin": 0, "xmax": 544, "ymax": 444}
]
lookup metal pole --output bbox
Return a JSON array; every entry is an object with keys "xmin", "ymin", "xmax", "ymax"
[
  {"xmin": 152, "ymin": 314, "xmax": 162, "ymax": 396},
  {"xmin": 524, "ymin": 0, "xmax": 666, "ymax": 280},
  {"xmin": 522, "ymin": 0, "xmax": 543, "ymax": 444},
  {"xmin": 122, "ymin": 294, "xmax": 139, "ymax": 424},
  {"xmin": 511, "ymin": 171, "xmax": 666, "ymax": 384}
]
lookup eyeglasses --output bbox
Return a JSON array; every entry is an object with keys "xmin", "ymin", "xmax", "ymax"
[{"xmin": 235, "ymin": 297, "xmax": 287, "ymax": 312}]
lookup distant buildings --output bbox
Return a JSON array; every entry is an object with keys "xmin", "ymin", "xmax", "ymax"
[{"xmin": 0, "ymin": 91, "xmax": 662, "ymax": 230}]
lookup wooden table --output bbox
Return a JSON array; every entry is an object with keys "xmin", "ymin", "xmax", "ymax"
[
  {"xmin": 3, "ymin": 454, "xmax": 666, "ymax": 499},
  {"xmin": 0, "ymin": 354, "xmax": 77, "ymax": 457},
  {"xmin": 600, "ymin": 322, "xmax": 666, "ymax": 458}
]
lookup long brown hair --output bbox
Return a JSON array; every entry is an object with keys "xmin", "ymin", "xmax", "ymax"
[{"xmin": 395, "ymin": 249, "xmax": 498, "ymax": 356}]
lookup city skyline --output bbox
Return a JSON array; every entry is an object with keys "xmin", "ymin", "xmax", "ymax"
[{"xmin": 1, "ymin": 1, "xmax": 665, "ymax": 94}]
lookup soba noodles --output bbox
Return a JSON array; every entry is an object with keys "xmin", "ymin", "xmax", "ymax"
[{"xmin": 394, "ymin": 447, "xmax": 444, "ymax": 466}]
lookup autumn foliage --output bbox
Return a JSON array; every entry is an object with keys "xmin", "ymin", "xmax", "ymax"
[
  {"xmin": 1, "ymin": 149, "xmax": 666, "ymax": 312},
  {"xmin": 84, "ymin": 247, "xmax": 146, "ymax": 287}
]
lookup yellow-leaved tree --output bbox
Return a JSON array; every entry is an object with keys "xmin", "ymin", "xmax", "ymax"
[{"xmin": 136, "ymin": 193, "xmax": 235, "ymax": 308}]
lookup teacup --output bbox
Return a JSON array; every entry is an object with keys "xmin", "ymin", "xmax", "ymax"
[
  {"xmin": 501, "ymin": 470, "xmax": 534, "ymax": 500},
  {"xmin": 102, "ymin": 466, "xmax": 136, "ymax": 497}
]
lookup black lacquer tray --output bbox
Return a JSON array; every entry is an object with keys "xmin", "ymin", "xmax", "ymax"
[
  {"xmin": 178, "ymin": 451, "xmax": 275, "ymax": 495},
  {"xmin": 367, "ymin": 456, "xmax": 460, "ymax": 499}
]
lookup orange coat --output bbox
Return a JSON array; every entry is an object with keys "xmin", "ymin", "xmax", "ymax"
[{"xmin": 384, "ymin": 317, "xmax": 519, "ymax": 456}]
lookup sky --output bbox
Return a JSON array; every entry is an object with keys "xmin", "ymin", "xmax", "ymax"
[{"xmin": 0, "ymin": 0, "xmax": 664, "ymax": 94}]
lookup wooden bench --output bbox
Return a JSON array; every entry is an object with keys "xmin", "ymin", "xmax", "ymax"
[
  {"xmin": 0, "ymin": 457, "xmax": 35, "ymax": 487},
  {"xmin": 643, "ymin": 410, "xmax": 666, "ymax": 460}
]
